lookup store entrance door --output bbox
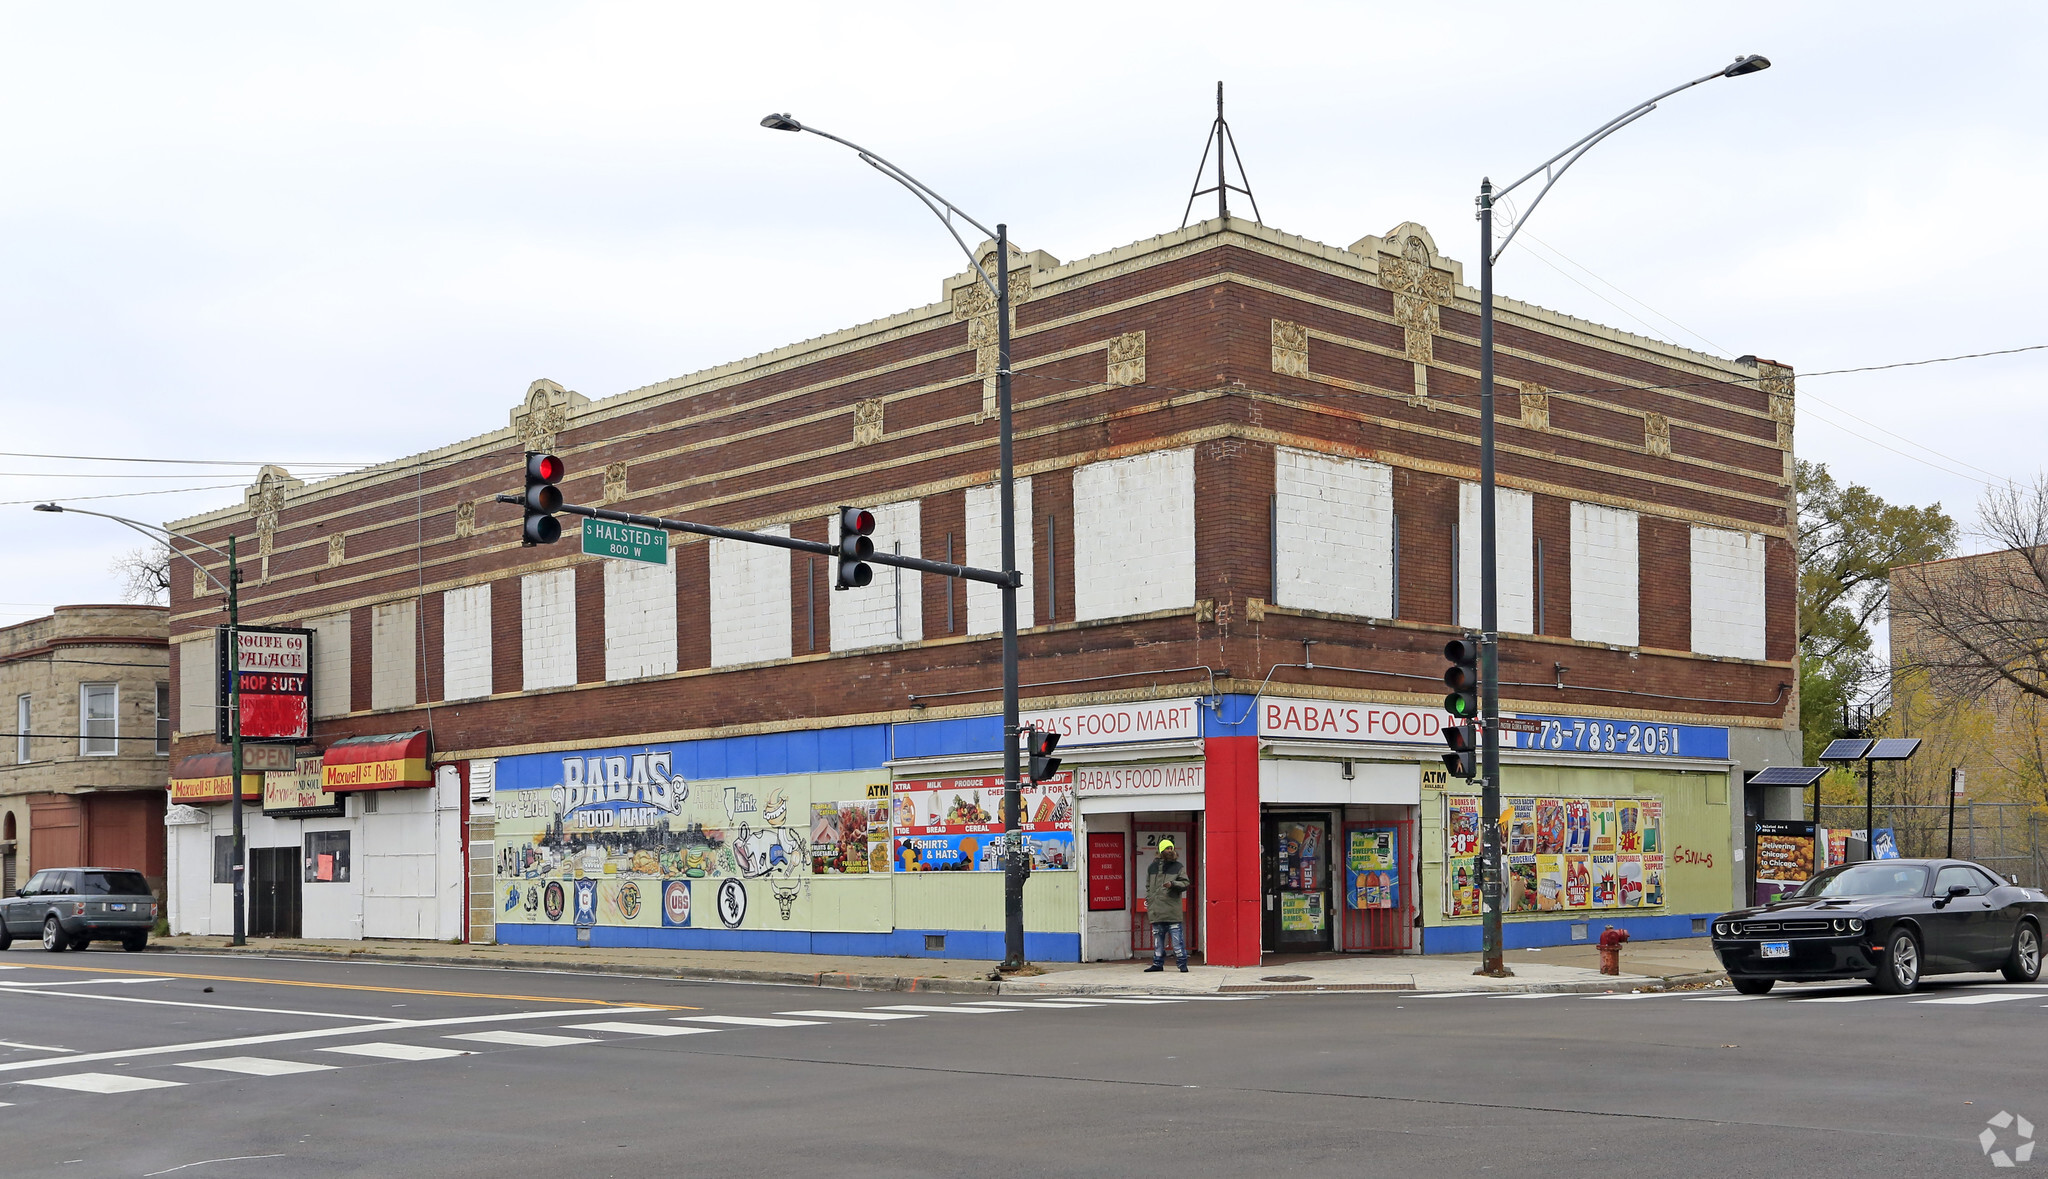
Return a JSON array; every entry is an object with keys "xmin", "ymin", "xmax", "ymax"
[
  {"xmin": 249, "ymin": 847, "xmax": 301, "ymax": 939},
  {"xmin": 1263, "ymin": 812, "xmax": 1333, "ymax": 954}
]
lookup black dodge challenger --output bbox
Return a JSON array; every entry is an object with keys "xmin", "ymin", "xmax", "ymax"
[{"xmin": 1711, "ymin": 859, "xmax": 2046, "ymax": 994}]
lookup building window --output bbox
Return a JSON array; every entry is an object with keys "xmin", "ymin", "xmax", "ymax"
[
  {"xmin": 212, "ymin": 835, "xmax": 237, "ymax": 885},
  {"xmin": 80, "ymin": 684, "xmax": 117, "ymax": 757},
  {"xmin": 14, "ymin": 695, "xmax": 27, "ymax": 764},
  {"xmin": 304, "ymin": 831, "xmax": 350, "ymax": 883},
  {"xmin": 154, "ymin": 683, "xmax": 171, "ymax": 757}
]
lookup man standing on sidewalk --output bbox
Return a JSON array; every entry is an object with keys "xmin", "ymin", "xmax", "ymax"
[{"xmin": 1144, "ymin": 839, "xmax": 1190, "ymax": 973}]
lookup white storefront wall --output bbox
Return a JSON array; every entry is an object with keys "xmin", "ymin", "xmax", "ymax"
[{"xmin": 163, "ymin": 771, "xmax": 465, "ymax": 940}]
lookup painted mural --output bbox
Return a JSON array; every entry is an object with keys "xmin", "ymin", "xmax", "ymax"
[{"xmin": 493, "ymin": 746, "xmax": 883, "ymax": 935}]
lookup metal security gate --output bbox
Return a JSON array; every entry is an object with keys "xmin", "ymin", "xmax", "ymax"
[{"xmin": 1341, "ymin": 818, "xmax": 1417, "ymax": 954}]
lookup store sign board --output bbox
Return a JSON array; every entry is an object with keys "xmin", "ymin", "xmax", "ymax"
[
  {"xmin": 215, "ymin": 626, "xmax": 312, "ymax": 743},
  {"xmin": 1259, "ymin": 698, "xmax": 1444, "ymax": 744},
  {"xmin": 1020, "ymin": 699, "xmax": 1200, "ymax": 747},
  {"xmin": 264, "ymin": 754, "xmax": 344, "ymax": 818},
  {"xmin": 1072, "ymin": 764, "xmax": 1204, "ymax": 798},
  {"xmin": 1500, "ymin": 714, "xmax": 1728, "ymax": 760},
  {"xmin": 1087, "ymin": 832, "xmax": 1127, "ymax": 911},
  {"xmin": 1259, "ymin": 698, "xmax": 1729, "ymax": 761}
]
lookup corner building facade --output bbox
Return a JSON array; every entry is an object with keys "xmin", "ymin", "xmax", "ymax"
[{"xmin": 164, "ymin": 217, "xmax": 1800, "ymax": 963}]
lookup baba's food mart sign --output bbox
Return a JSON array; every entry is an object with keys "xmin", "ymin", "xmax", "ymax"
[
  {"xmin": 1072, "ymin": 764, "xmax": 1205, "ymax": 798},
  {"xmin": 1020, "ymin": 699, "xmax": 1201, "ymax": 747}
]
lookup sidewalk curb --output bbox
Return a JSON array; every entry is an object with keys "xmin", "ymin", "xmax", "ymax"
[{"xmin": 147, "ymin": 944, "xmax": 1004, "ymax": 995}]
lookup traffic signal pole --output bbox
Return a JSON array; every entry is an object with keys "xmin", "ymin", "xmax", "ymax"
[
  {"xmin": 227, "ymin": 535, "xmax": 246, "ymax": 947},
  {"xmin": 995, "ymin": 224, "xmax": 1028, "ymax": 973},
  {"xmin": 1476, "ymin": 183, "xmax": 1506, "ymax": 978}
]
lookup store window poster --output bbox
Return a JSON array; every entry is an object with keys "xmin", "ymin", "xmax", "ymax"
[
  {"xmin": 1505, "ymin": 799, "xmax": 1538, "ymax": 855},
  {"xmin": 1281, "ymin": 890, "xmax": 1327, "ymax": 932},
  {"xmin": 1534, "ymin": 799, "xmax": 1566, "ymax": 855},
  {"xmin": 1590, "ymin": 853, "xmax": 1618, "ymax": 907},
  {"xmin": 1565, "ymin": 801, "xmax": 1591, "ymax": 853},
  {"xmin": 1447, "ymin": 797, "xmax": 1481, "ymax": 857},
  {"xmin": 1445, "ymin": 856, "xmax": 1482, "ymax": 917},
  {"xmin": 1590, "ymin": 800, "xmax": 1618, "ymax": 854},
  {"xmin": 1639, "ymin": 800, "xmax": 1662, "ymax": 854},
  {"xmin": 1617, "ymin": 801, "xmax": 1643, "ymax": 853},
  {"xmin": 1347, "ymin": 828, "xmax": 1398, "ymax": 911},
  {"xmin": 1535, "ymin": 855, "xmax": 1566, "ymax": 911},
  {"xmin": 1616, "ymin": 854, "xmax": 1644, "ymax": 907},
  {"xmin": 1642, "ymin": 854, "xmax": 1665, "ymax": 906},
  {"xmin": 1507, "ymin": 855, "xmax": 1539, "ymax": 913},
  {"xmin": 1564, "ymin": 853, "xmax": 1591, "ymax": 909}
]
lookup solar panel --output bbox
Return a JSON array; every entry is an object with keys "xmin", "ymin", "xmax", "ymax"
[
  {"xmin": 1867, "ymin": 737, "xmax": 1923, "ymax": 761},
  {"xmin": 1819, "ymin": 738, "xmax": 1874, "ymax": 762},
  {"xmin": 1749, "ymin": 765, "xmax": 1827, "ymax": 787}
]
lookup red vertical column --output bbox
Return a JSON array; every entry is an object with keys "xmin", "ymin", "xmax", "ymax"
[{"xmin": 1202, "ymin": 735, "xmax": 1262, "ymax": 967}]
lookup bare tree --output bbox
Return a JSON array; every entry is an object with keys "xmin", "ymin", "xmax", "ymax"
[
  {"xmin": 1892, "ymin": 475, "xmax": 2048, "ymax": 705},
  {"xmin": 111, "ymin": 543, "xmax": 172, "ymax": 605}
]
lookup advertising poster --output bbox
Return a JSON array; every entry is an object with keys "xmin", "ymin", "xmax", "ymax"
[
  {"xmin": 1640, "ymin": 800, "xmax": 1662, "ymax": 854},
  {"xmin": 1753, "ymin": 820, "xmax": 1816, "ymax": 905},
  {"xmin": 811, "ymin": 800, "xmax": 890, "ymax": 875},
  {"xmin": 1347, "ymin": 827, "xmax": 1398, "ymax": 910},
  {"xmin": 1590, "ymin": 800, "xmax": 1619, "ymax": 854},
  {"xmin": 1277, "ymin": 821, "xmax": 1324, "ymax": 890},
  {"xmin": 1445, "ymin": 856, "xmax": 1482, "ymax": 917},
  {"xmin": 1505, "ymin": 799, "xmax": 1537, "ymax": 855},
  {"xmin": 1507, "ymin": 855, "xmax": 1539, "ymax": 913},
  {"xmin": 1590, "ymin": 853, "xmax": 1618, "ymax": 907},
  {"xmin": 1872, "ymin": 828, "xmax": 1900, "ymax": 859},
  {"xmin": 1566, "ymin": 800, "xmax": 1591, "ymax": 852},
  {"xmin": 1536, "ymin": 854, "xmax": 1566, "ymax": 911},
  {"xmin": 1564, "ymin": 853, "xmax": 1592, "ymax": 908},
  {"xmin": 1280, "ymin": 891, "xmax": 1326, "ymax": 932},
  {"xmin": 893, "ymin": 773, "xmax": 1074, "ymax": 872},
  {"xmin": 1446, "ymin": 796, "xmax": 1481, "ymax": 857},
  {"xmin": 1535, "ymin": 799, "xmax": 1566, "ymax": 855},
  {"xmin": 1616, "ymin": 854, "xmax": 1644, "ymax": 907},
  {"xmin": 1087, "ymin": 832, "xmax": 1127, "ymax": 911},
  {"xmin": 1617, "ymin": 801, "xmax": 1643, "ymax": 853},
  {"xmin": 1822, "ymin": 829, "xmax": 1849, "ymax": 869},
  {"xmin": 1642, "ymin": 854, "xmax": 1666, "ymax": 907}
]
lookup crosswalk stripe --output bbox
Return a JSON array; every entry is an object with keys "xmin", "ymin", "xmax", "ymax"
[
  {"xmin": 321, "ymin": 1042, "xmax": 470, "ymax": 1062},
  {"xmin": 1790, "ymin": 994, "xmax": 1896, "ymax": 1003},
  {"xmin": 448, "ymin": 1030, "xmax": 597, "ymax": 1047},
  {"xmin": 955, "ymin": 1001, "xmax": 1101, "ymax": 1010},
  {"xmin": 565, "ymin": 1022, "xmax": 719, "ymax": 1036},
  {"xmin": 178, "ymin": 1057, "xmax": 336, "ymax": 1077},
  {"xmin": 1914, "ymin": 993, "xmax": 2048, "ymax": 1006},
  {"xmin": 16, "ymin": 1071, "xmax": 183, "ymax": 1094},
  {"xmin": 868, "ymin": 1005, "xmax": 1009, "ymax": 1015},
  {"xmin": 672, "ymin": 1016, "xmax": 824, "ymax": 1028},
  {"xmin": 776, "ymin": 1010, "xmax": 924, "ymax": 1021}
]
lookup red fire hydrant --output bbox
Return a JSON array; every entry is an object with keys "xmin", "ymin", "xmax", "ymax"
[{"xmin": 1597, "ymin": 926, "xmax": 1630, "ymax": 975}]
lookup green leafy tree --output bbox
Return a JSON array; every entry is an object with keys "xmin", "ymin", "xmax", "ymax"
[{"xmin": 1796, "ymin": 461, "xmax": 1955, "ymax": 763}]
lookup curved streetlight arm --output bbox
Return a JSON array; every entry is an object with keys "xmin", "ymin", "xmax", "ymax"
[
  {"xmin": 1490, "ymin": 63, "xmax": 1736, "ymax": 264},
  {"xmin": 767, "ymin": 117, "xmax": 1001, "ymax": 299},
  {"xmin": 33, "ymin": 503, "xmax": 233, "ymax": 595}
]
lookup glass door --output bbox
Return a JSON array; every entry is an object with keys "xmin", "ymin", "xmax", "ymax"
[{"xmin": 1263, "ymin": 813, "xmax": 1333, "ymax": 954}]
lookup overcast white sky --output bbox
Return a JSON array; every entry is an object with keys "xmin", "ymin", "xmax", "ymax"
[{"xmin": 2, "ymin": 2, "xmax": 2043, "ymax": 621}]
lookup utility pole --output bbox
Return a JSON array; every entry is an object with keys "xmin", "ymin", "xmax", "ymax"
[
  {"xmin": 227, "ymin": 534, "xmax": 246, "ymax": 946},
  {"xmin": 1476, "ymin": 179, "xmax": 1504, "ymax": 977},
  {"xmin": 995, "ymin": 223, "xmax": 1028, "ymax": 972}
]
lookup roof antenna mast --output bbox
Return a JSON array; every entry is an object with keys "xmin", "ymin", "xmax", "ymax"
[{"xmin": 1181, "ymin": 81, "xmax": 1262, "ymax": 229}]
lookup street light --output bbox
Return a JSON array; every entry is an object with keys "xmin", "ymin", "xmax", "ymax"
[
  {"xmin": 1471, "ymin": 54, "xmax": 1770, "ymax": 977},
  {"xmin": 763, "ymin": 113, "xmax": 1033, "ymax": 972},
  {"xmin": 33, "ymin": 503, "xmax": 251, "ymax": 945}
]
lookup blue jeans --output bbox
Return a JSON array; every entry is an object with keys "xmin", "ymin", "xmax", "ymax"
[{"xmin": 1152, "ymin": 921, "xmax": 1186, "ymax": 967}]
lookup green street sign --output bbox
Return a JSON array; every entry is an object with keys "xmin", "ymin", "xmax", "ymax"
[{"xmin": 581, "ymin": 518, "xmax": 669, "ymax": 566}]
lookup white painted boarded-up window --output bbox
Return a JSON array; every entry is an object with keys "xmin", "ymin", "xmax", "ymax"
[
  {"xmin": 604, "ymin": 556, "xmax": 678, "ymax": 680},
  {"xmin": 306, "ymin": 612, "xmax": 352, "ymax": 718},
  {"xmin": 1458, "ymin": 483, "xmax": 1534, "ymax": 634},
  {"xmin": 1690, "ymin": 525, "xmax": 1767, "ymax": 659},
  {"xmin": 178, "ymin": 632, "xmax": 216, "ymax": 733},
  {"xmin": 521, "ymin": 569, "xmax": 577, "ymax": 689},
  {"xmin": 829, "ymin": 500, "xmax": 921, "ymax": 651},
  {"xmin": 1073, "ymin": 448, "xmax": 1195, "ymax": 622},
  {"xmin": 711, "ymin": 527, "xmax": 792, "ymax": 667},
  {"xmin": 1274, "ymin": 447, "xmax": 1394, "ymax": 618},
  {"xmin": 1570, "ymin": 502, "xmax": 1640, "ymax": 646},
  {"xmin": 370, "ymin": 601, "xmax": 417, "ymax": 711},
  {"xmin": 441, "ymin": 587, "xmax": 492, "ymax": 701},
  {"xmin": 966, "ymin": 479, "xmax": 1034, "ymax": 636}
]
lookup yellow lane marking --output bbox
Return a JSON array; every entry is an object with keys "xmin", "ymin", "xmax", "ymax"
[{"xmin": 0, "ymin": 962, "xmax": 692, "ymax": 1009}]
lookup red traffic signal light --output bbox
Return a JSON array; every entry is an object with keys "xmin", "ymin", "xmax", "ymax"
[
  {"xmin": 1442, "ymin": 723, "xmax": 1477, "ymax": 780},
  {"xmin": 523, "ymin": 452, "xmax": 564, "ymax": 545},
  {"xmin": 836, "ymin": 506, "xmax": 876, "ymax": 589},
  {"xmin": 1026, "ymin": 727, "xmax": 1062, "ymax": 783}
]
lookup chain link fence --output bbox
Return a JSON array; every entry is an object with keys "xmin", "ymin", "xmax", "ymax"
[{"xmin": 1817, "ymin": 802, "xmax": 2046, "ymax": 887}]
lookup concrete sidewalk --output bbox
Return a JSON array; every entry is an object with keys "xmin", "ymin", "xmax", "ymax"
[{"xmin": 145, "ymin": 934, "xmax": 1725, "ymax": 996}]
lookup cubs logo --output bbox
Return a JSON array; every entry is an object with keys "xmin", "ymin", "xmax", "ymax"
[{"xmin": 662, "ymin": 880, "xmax": 691, "ymax": 928}]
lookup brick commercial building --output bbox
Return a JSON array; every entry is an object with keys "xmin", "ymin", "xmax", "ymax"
[
  {"xmin": 162, "ymin": 215, "xmax": 1800, "ymax": 963},
  {"xmin": 2, "ymin": 605, "xmax": 170, "ymax": 896}
]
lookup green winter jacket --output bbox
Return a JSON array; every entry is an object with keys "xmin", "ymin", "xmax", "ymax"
[{"xmin": 1145, "ymin": 854, "xmax": 1190, "ymax": 925}]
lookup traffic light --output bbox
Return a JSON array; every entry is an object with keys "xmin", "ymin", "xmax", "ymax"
[
  {"xmin": 1442, "ymin": 638, "xmax": 1481, "ymax": 779},
  {"xmin": 522, "ymin": 453, "xmax": 564, "ymax": 545},
  {"xmin": 836, "ymin": 506, "xmax": 875, "ymax": 589},
  {"xmin": 1025, "ymin": 726, "xmax": 1062, "ymax": 783}
]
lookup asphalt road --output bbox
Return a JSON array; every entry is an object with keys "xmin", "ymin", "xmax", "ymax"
[{"xmin": 0, "ymin": 945, "xmax": 2043, "ymax": 1178}]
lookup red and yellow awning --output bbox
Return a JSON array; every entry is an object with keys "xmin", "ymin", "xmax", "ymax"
[
  {"xmin": 169, "ymin": 752, "xmax": 262, "ymax": 803},
  {"xmin": 321, "ymin": 730, "xmax": 432, "ymax": 792}
]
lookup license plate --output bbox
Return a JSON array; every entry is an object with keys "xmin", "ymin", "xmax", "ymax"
[
  {"xmin": 110, "ymin": 904, "xmax": 127, "ymax": 911},
  {"xmin": 1760, "ymin": 940, "xmax": 1790, "ymax": 959}
]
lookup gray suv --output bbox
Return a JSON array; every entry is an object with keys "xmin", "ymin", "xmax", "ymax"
[{"xmin": 0, "ymin": 868, "xmax": 157, "ymax": 952}]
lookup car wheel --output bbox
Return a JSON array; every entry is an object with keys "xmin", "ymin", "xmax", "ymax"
[
  {"xmin": 1731, "ymin": 976, "xmax": 1775, "ymax": 995},
  {"xmin": 122, "ymin": 934, "xmax": 147, "ymax": 953},
  {"xmin": 1875, "ymin": 928, "xmax": 1921, "ymax": 993},
  {"xmin": 0, "ymin": 925, "xmax": 11, "ymax": 952},
  {"xmin": 41, "ymin": 917, "xmax": 67, "ymax": 953},
  {"xmin": 2004, "ymin": 921, "xmax": 2042, "ymax": 984}
]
